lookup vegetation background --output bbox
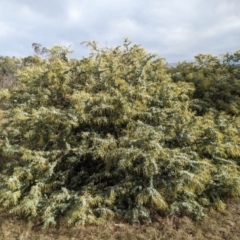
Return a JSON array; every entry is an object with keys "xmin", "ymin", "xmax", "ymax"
[{"xmin": 0, "ymin": 40, "xmax": 239, "ymax": 239}]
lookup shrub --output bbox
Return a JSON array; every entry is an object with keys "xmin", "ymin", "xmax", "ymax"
[{"xmin": 0, "ymin": 40, "xmax": 240, "ymax": 228}]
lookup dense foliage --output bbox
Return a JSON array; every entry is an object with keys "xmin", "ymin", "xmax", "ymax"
[
  {"xmin": 0, "ymin": 56, "xmax": 21, "ymax": 89},
  {"xmin": 168, "ymin": 52, "xmax": 240, "ymax": 115},
  {"xmin": 0, "ymin": 40, "xmax": 239, "ymax": 228}
]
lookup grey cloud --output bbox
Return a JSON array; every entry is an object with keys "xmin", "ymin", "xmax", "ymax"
[{"xmin": 0, "ymin": 0, "xmax": 239, "ymax": 63}]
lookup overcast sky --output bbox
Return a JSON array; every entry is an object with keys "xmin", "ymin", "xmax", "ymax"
[{"xmin": 0, "ymin": 0, "xmax": 239, "ymax": 63}]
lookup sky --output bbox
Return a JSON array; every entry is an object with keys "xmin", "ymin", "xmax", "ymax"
[{"xmin": 0, "ymin": 0, "xmax": 239, "ymax": 63}]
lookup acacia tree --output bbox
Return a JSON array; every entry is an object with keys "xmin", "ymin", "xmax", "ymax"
[
  {"xmin": 0, "ymin": 40, "xmax": 240, "ymax": 228},
  {"xmin": 0, "ymin": 56, "xmax": 22, "ymax": 89},
  {"xmin": 168, "ymin": 51, "xmax": 240, "ymax": 116}
]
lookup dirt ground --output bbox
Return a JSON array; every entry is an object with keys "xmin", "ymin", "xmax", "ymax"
[{"xmin": 0, "ymin": 198, "xmax": 240, "ymax": 240}]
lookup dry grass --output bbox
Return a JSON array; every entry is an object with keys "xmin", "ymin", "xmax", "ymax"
[{"xmin": 0, "ymin": 198, "xmax": 240, "ymax": 239}]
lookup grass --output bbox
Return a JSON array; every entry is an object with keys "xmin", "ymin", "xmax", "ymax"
[{"xmin": 0, "ymin": 198, "xmax": 240, "ymax": 239}]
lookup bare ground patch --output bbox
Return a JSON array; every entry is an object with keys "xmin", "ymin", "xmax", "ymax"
[{"xmin": 0, "ymin": 198, "xmax": 240, "ymax": 239}]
